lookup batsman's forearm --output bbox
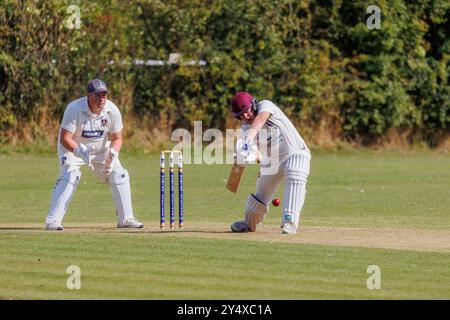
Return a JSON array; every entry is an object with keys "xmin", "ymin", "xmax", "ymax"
[
  {"xmin": 247, "ymin": 122, "xmax": 264, "ymax": 140},
  {"xmin": 247, "ymin": 112, "xmax": 271, "ymax": 140},
  {"xmin": 247, "ymin": 128, "xmax": 258, "ymax": 141}
]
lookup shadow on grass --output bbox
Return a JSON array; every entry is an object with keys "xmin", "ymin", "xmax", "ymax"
[
  {"xmin": 0, "ymin": 227, "xmax": 43, "ymax": 231},
  {"xmin": 0, "ymin": 225, "xmax": 232, "ymax": 234}
]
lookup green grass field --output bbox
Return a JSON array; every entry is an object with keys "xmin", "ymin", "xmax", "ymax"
[{"xmin": 0, "ymin": 150, "xmax": 449, "ymax": 299}]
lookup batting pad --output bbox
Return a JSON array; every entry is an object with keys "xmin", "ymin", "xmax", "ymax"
[
  {"xmin": 46, "ymin": 169, "xmax": 81, "ymax": 224},
  {"xmin": 282, "ymin": 154, "xmax": 309, "ymax": 229},
  {"xmin": 109, "ymin": 168, "xmax": 134, "ymax": 225},
  {"xmin": 244, "ymin": 193, "xmax": 269, "ymax": 232}
]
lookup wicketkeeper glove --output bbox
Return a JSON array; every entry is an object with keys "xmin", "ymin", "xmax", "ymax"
[
  {"xmin": 73, "ymin": 143, "xmax": 93, "ymax": 170},
  {"xmin": 102, "ymin": 147, "xmax": 119, "ymax": 174}
]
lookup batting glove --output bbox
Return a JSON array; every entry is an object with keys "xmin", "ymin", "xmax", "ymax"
[{"xmin": 236, "ymin": 137, "xmax": 258, "ymax": 164}]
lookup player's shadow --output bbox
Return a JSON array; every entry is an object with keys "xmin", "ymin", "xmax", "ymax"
[
  {"xmin": 0, "ymin": 227, "xmax": 43, "ymax": 231},
  {"xmin": 0, "ymin": 225, "xmax": 233, "ymax": 234},
  {"xmin": 141, "ymin": 229, "xmax": 232, "ymax": 234}
]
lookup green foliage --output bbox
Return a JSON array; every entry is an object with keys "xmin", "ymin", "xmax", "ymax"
[
  {"xmin": 0, "ymin": 0, "xmax": 448, "ymax": 147},
  {"xmin": 0, "ymin": 0, "xmax": 135, "ymax": 132},
  {"xmin": 336, "ymin": 0, "xmax": 450, "ymax": 144}
]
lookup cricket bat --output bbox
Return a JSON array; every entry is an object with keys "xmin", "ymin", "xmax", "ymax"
[{"xmin": 226, "ymin": 163, "xmax": 245, "ymax": 193}]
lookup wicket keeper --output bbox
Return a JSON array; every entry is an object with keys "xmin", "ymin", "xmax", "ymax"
[{"xmin": 44, "ymin": 79, "xmax": 143, "ymax": 230}]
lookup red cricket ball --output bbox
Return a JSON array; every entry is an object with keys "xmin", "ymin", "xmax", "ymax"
[{"xmin": 272, "ymin": 198, "xmax": 281, "ymax": 206}]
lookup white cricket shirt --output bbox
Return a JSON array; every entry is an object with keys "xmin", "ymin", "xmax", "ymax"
[{"xmin": 58, "ymin": 96, "xmax": 123, "ymax": 156}]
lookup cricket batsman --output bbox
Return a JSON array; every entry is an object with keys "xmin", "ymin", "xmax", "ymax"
[
  {"xmin": 44, "ymin": 79, "xmax": 143, "ymax": 230},
  {"xmin": 230, "ymin": 91, "xmax": 311, "ymax": 234}
]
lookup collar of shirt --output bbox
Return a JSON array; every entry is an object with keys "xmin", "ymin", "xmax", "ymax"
[{"xmin": 81, "ymin": 96, "xmax": 111, "ymax": 117}]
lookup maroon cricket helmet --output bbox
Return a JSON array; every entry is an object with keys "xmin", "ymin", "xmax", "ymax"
[{"xmin": 231, "ymin": 92, "xmax": 258, "ymax": 118}]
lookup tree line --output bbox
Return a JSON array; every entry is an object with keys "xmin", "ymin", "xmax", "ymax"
[{"xmin": 1, "ymin": 0, "xmax": 448, "ymax": 148}]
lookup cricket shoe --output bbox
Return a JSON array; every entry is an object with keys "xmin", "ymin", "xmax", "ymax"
[
  {"xmin": 117, "ymin": 218, "xmax": 144, "ymax": 229},
  {"xmin": 230, "ymin": 220, "xmax": 249, "ymax": 233},
  {"xmin": 281, "ymin": 221, "xmax": 297, "ymax": 234},
  {"xmin": 45, "ymin": 221, "xmax": 64, "ymax": 231}
]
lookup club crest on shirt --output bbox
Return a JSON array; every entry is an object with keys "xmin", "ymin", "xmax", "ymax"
[{"xmin": 101, "ymin": 119, "xmax": 108, "ymax": 127}]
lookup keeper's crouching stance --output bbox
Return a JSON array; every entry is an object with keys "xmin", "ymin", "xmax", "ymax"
[
  {"xmin": 229, "ymin": 92, "xmax": 311, "ymax": 234},
  {"xmin": 45, "ymin": 79, "xmax": 143, "ymax": 231}
]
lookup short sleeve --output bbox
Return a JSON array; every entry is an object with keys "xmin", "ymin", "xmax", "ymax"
[
  {"xmin": 61, "ymin": 104, "xmax": 78, "ymax": 133},
  {"xmin": 109, "ymin": 102, "xmax": 124, "ymax": 133},
  {"xmin": 258, "ymin": 100, "xmax": 279, "ymax": 115}
]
